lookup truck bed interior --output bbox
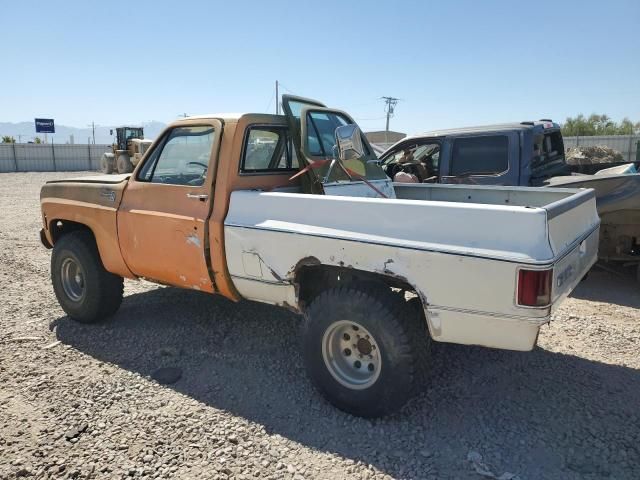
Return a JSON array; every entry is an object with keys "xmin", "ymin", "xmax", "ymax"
[
  {"xmin": 393, "ymin": 183, "xmax": 582, "ymax": 208},
  {"xmin": 272, "ymin": 182, "xmax": 585, "ymax": 209}
]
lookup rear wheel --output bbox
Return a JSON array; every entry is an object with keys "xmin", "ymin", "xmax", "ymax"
[
  {"xmin": 117, "ymin": 153, "xmax": 133, "ymax": 173},
  {"xmin": 51, "ymin": 230, "xmax": 123, "ymax": 323},
  {"xmin": 100, "ymin": 153, "xmax": 115, "ymax": 174},
  {"xmin": 302, "ymin": 285, "xmax": 423, "ymax": 417}
]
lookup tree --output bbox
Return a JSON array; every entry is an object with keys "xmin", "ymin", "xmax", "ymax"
[
  {"xmin": 34, "ymin": 137, "xmax": 42, "ymax": 144},
  {"xmin": 618, "ymin": 118, "xmax": 636, "ymax": 135},
  {"xmin": 1, "ymin": 136, "xmax": 15, "ymax": 143},
  {"xmin": 562, "ymin": 114, "xmax": 640, "ymax": 136}
]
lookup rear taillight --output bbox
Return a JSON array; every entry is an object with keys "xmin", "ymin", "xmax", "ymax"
[{"xmin": 517, "ymin": 269, "xmax": 552, "ymax": 307}]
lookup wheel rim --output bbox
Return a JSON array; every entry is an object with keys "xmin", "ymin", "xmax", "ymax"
[
  {"xmin": 61, "ymin": 257, "xmax": 85, "ymax": 302},
  {"xmin": 322, "ymin": 320, "xmax": 381, "ymax": 390}
]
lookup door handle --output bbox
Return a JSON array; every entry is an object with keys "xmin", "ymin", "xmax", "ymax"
[{"xmin": 186, "ymin": 193, "xmax": 209, "ymax": 201}]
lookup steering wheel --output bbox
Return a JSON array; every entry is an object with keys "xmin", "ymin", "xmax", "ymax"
[
  {"xmin": 387, "ymin": 162, "xmax": 404, "ymax": 179},
  {"xmin": 186, "ymin": 161, "xmax": 208, "ymax": 186},
  {"xmin": 188, "ymin": 161, "xmax": 208, "ymax": 170},
  {"xmin": 388, "ymin": 161, "xmax": 421, "ymax": 180}
]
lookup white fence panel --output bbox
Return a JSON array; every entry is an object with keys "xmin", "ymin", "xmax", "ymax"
[
  {"xmin": 0, "ymin": 143, "xmax": 111, "ymax": 172},
  {"xmin": 16, "ymin": 144, "xmax": 54, "ymax": 171},
  {"xmin": 90, "ymin": 145, "xmax": 108, "ymax": 170},
  {"xmin": 0, "ymin": 145, "xmax": 17, "ymax": 172}
]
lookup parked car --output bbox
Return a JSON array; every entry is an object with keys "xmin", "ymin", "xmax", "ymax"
[
  {"xmin": 379, "ymin": 121, "xmax": 640, "ymax": 274},
  {"xmin": 40, "ymin": 99, "xmax": 598, "ymax": 417}
]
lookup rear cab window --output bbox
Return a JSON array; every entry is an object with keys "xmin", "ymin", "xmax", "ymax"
[
  {"xmin": 531, "ymin": 129, "xmax": 567, "ymax": 181},
  {"xmin": 450, "ymin": 135, "xmax": 509, "ymax": 176},
  {"xmin": 240, "ymin": 126, "xmax": 298, "ymax": 174}
]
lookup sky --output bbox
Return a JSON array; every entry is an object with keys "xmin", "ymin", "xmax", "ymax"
[{"xmin": 2, "ymin": 0, "xmax": 639, "ymax": 136}]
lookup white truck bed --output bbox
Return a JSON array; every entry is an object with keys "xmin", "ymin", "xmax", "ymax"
[{"xmin": 224, "ymin": 183, "xmax": 599, "ymax": 351}]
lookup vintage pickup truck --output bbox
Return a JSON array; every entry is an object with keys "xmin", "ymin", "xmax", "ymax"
[{"xmin": 40, "ymin": 96, "xmax": 599, "ymax": 417}]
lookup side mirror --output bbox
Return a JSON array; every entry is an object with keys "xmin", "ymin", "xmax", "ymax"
[
  {"xmin": 109, "ymin": 129, "xmax": 113, "ymax": 136},
  {"xmin": 335, "ymin": 124, "xmax": 364, "ymax": 161}
]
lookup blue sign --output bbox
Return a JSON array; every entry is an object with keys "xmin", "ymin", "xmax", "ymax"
[{"xmin": 35, "ymin": 118, "xmax": 55, "ymax": 134}]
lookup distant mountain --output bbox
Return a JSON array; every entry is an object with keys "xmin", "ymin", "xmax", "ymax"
[{"xmin": 0, "ymin": 121, "xmax": 167, "ymax": 144}]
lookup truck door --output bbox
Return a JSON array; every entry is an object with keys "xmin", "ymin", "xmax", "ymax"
[
  {"xmin": 281, "ymin": 95, "xmax": 327, "ymax": 194},
  {"xmin": 440, "ymin": 132, "xmax": 520, "ymax": 185},
  {"xmin": 281, "ymin": 94, "xmax": 392, "ymax": 197},
  {"xmin": 117, "ymin": 120, "xmax": 222, "ymax": 292}
]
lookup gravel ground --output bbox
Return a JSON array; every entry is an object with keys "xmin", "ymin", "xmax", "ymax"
[{"xmin": 1, "ymin": 171, "xmax": 639, "ymax": 480}]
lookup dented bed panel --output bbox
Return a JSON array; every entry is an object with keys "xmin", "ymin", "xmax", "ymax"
[
  {"xmin": 224, "ymin": 225, "xmax": 548, "ymax": 350},
  {"xmin": 224, "ymin": 224, "xmax": 546, "ymax": 316}
]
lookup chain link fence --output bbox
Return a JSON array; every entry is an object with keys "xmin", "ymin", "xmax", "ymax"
[{"xmin": 0, "ymin": 143, "xmax": 109, "ymax": 173}]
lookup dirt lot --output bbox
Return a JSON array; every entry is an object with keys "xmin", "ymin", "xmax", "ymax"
[{"xmin": 1, "ymin": 171, "xmax": 639, "ymax": 480}]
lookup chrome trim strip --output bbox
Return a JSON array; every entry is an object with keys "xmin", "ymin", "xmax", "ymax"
[
  {"xmin": 428, "ymin": 304, "xmax": 550, "ymax": 325},
  {"xmin": 230, "ymin": 274, "xmax": 290, "ymax": 286}
]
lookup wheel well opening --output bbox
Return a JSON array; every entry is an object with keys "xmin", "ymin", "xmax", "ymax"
[
  {"xmin": 49, "ymin": 220, "xmax": 93, "ymax": 244},
  {"xmin": 295, "ymin": 265, "xmax": 422, "ymax": 309}
]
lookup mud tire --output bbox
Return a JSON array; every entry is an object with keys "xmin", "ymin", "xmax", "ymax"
[
  {"xmin": 100, "ymin": 153, "xmax": 115, "ymax": 174},
  {"xmin": 302, "ymin": 285, "xmax": 426, "ymax": 417},
  {"xmin": 51, "ymin": 230, "xmax": 123, "ymax": 323},
  {"xmin": 116, "ymin": 153, "xmax": 134, "ymax": 173}
]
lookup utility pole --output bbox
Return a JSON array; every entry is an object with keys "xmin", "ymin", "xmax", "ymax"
[
  {"xmin": 87, "ymin": 121, "xmax": 97, "ymax": 144},
  {"xmin": 275, "ymin": 80, "xmax": 279, "ymax": 115},
  {"xmin": 381, "ymin": 96, "xmax": 399, "ymax": 144}
]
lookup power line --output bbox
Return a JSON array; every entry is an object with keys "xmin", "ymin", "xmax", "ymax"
[
  {"xmin": 265, "ymin": 89, "xmax": 275, "ymax": 114},
  {"xmin": 354, "ymin": 116, "xmax": 387, "ymax": 121},
  {"xmin": 277, "ymin": 82, "xmax": 297, "ymax": 95}
]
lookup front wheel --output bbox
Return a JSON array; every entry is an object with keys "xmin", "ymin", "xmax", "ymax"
[
  {"xmin": 302, "ymin": 285, "xmax": 423, "ymax": 417},
  {"xmin": 100, "ymin": 153, "xmax": 115, "ymax": 174},
  {"xmin": 117, "ymin": 153, "xmax": 133, "ymax": 173},
  {"xmin": 51, "ymin": 230, "xmax": 123, "ymax": 323}
]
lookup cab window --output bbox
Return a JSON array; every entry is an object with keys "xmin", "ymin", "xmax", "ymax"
[
  {"xmin": 383, "ymin": 141, "xmax": 441, "ymax": 182},
  {"xmin": 240, "ymin": 126, "xmax": 298, "ymax": 173},
  {"xmin": 450, "ymin": 135, "xmax": 508, "ymax": 176},
  {"xmin": 306, "ymin": 111, "xmax": 349, "ymax": 157},
  {"xmin": 138, "ymin": 126, "xmax": 214, "ymax": 186}
]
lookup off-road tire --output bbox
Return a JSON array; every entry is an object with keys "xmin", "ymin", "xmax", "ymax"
[
  {"xmin": 51, "ymin": 230, "xmax": 123, "ymax": 323},
  {"xmin": 100, "ymin": 153, "xmax": 115, "ymax": 174},
  {"xmin": 117, "ymin": 153, "xmax": 134, "ymax": 174},
  {"xmin": 302, "ymin": 285, "xmax": 424, "ymax": 417}
]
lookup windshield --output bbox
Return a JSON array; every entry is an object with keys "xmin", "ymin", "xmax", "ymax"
[{"xmin": 304, "ymin": 110, "xmax": 386, "ymax": 183}]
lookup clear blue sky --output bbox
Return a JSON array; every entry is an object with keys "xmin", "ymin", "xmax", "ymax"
[{"xmin": 2, "ymin": 0, "xmax": 639, "ymax": 135}]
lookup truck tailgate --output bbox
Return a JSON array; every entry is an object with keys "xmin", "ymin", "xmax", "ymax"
[{"xmin": 545, "ymin": 189, "xmax": 599, "ymax": 306}]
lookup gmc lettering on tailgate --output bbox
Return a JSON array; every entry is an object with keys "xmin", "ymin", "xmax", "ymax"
[{"xmin": 556, "ymin": 264, "xmax": 574, "ymax": 288}]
